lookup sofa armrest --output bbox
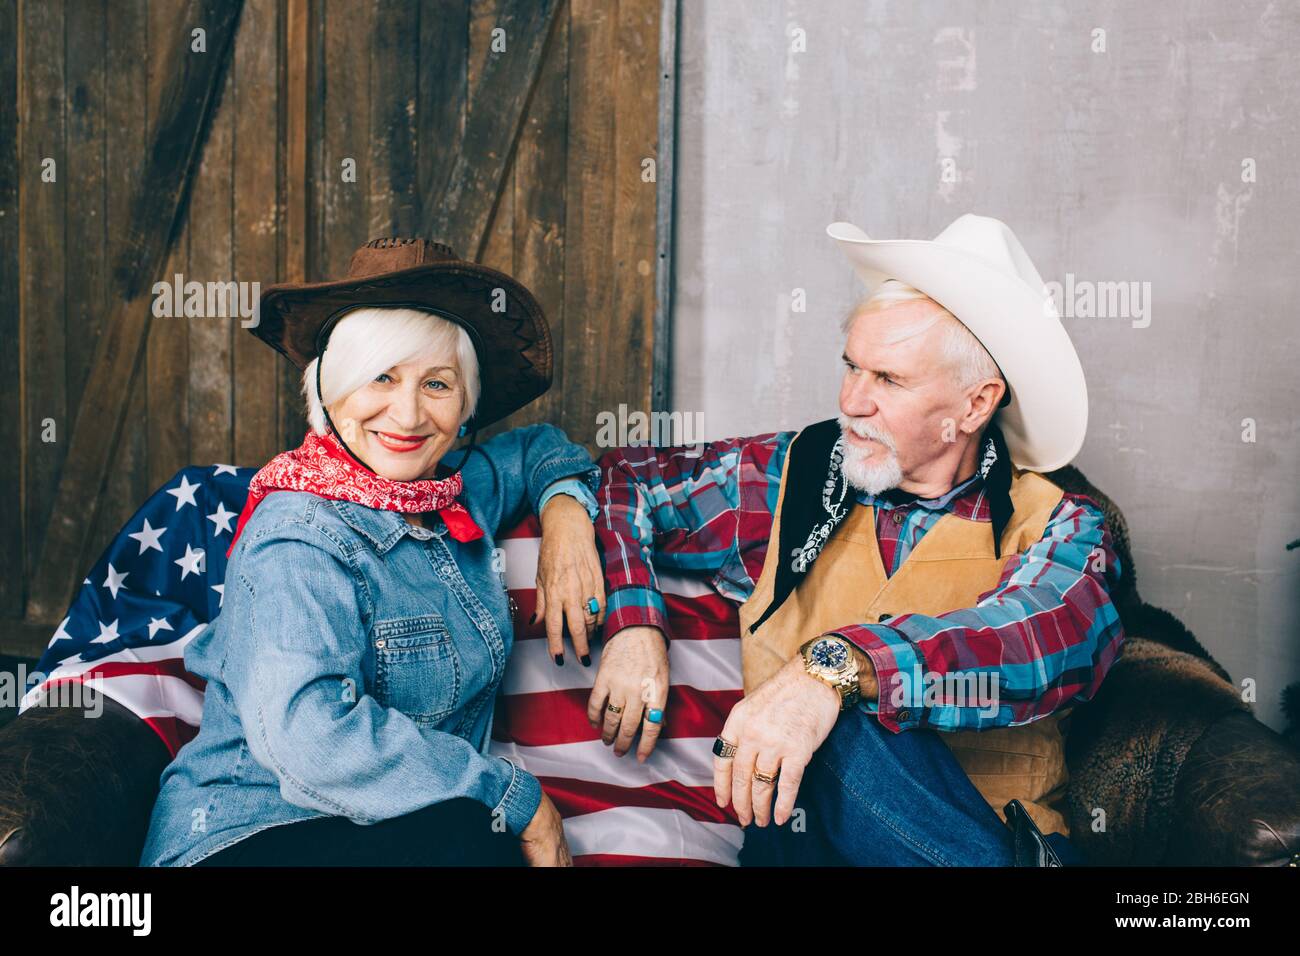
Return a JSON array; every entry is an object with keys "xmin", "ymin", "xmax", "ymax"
[
  {"xmin": 0, "ymin": 689, "xmax": 169, "ymax": 865},
  {"xmin": 1064, "ymin": 638, "xmax": 1250, "ymax": 864},
  {"xmin": 1163, "ymin": 711, "xmax": 1300, "ymax": 866}
]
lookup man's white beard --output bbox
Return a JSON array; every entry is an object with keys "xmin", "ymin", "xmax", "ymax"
[{"xmin": 837, "ymin": 413, "xmax": 904, "ymax": 495}]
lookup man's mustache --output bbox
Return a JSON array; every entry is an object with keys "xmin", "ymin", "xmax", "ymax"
[{"xmin": 837, "ymin": 414, "xmax": 897, "ymax": 452}]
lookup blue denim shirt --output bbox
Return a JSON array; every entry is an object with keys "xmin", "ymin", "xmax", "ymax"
[{"xmin": 139, "ymin": 424, "xmax": 598, "ymax": 866}]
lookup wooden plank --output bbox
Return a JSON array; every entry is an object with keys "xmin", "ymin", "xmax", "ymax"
[
  {"xmin": 653, "ymin": 0, "xmax": 677, "ymax": 412},
  {"xmin": 560, "ymin": 0, "xmax": 616, "ymax": 447},
  {"xmin": 63, "ymin": 0, "xmax": 107, "ymax": 418},
  {"xmin": 147, "ymin": 235, "xmax": 190, "ymax": 489},
  {"xmin": 422, "ymin": 0, "xmax": 562, "ymax": 259},
  {"xmin": 369, "ymin": 0, "xmax": 419, "ymax": 238},
  {"xmin": 146, "ymin": 0, "xmax": 192, "ymax": 490},
  {"xmin": 19, "ymin": 0, "xmax": 68, "ymax": 590},
  {"xmin": 500, "ymin": 3, "xmax": 568, "ymax": 436},
  {"xmin": 26, "ymin": 0, "xmax": 244, "ymax": 624},
  {"xmin": 556, "ymin": 0, "xmax": 660, "ymax": 450},
  {"xmin": 284, "ymin": 0, "xmax": 309, "ymax": 286},
  {"xmin": 472, "ymin": 0, "xmax": 516, "ymax": 278},
  {"xmin": 233, "ymin": 0, "xmax": 282, "ymax": 467},
  {"xmin": 0, "ymin": 0, "xmax": 22, "ymax": 618},
  {"xmin": 316, "ymin": 0, "xmax": 372, "ymax": 279},
  {"xmin": 416, "ymin": 0, "xmax": 468, "ymax": 244},
  {"xmin": 279, "ymin": 0, "xmax": 311, "ymax": 447},
  {"xmin": 186, "ymin": 55, "xmax": 235, "ymax": 468},
  {"xmin": 609, "ymin": 0, "xmax": 659, "ymax": 418},
  {"xmin": 88, "ymin": 0, "xmax": 150, "ymax": 566}
]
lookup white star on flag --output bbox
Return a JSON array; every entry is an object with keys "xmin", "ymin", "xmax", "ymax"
[
  {"xmin": 212, "ymin": 583, "xmax": 225, "ymax": 607},
  {"xmin": 147, "ymin": 617, "xmax": 174, "ymax": 638},
  {"xmin": 92, "ymin": 619, "xmax": 120, "ymax": 644},
  {"xmin": 175, "ymin": 544, "xmax": 206, "ymax": 580},
  {"xmin": 214, "ymin": 464, "xmax": 239, "ymax": 475},
  {"xmin": 128, "ymin": 517, "xmax": 168, "ymax": 555},
  {"xmin": 103, "ymin": 563, "xmax": 129, "ymax": 600},
  {"xmin": 207, "ymin": 502, "xmax": 237, "ymax": 536},
  {"xmin": 167, "ymin": 475, "xmax": 200, "ymax": 510},
  {"xmin": 52, "ymin": 616, "xmax": 73, "ymax": 642}
]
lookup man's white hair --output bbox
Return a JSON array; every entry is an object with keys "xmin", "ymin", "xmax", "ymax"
[
  {"xmin": 303, "ymin": 306, "xmax": 480, "ymax": 436},
  {"xmin": 840, "ymin": 279, "xmax": 1004, "ymax": 391}
]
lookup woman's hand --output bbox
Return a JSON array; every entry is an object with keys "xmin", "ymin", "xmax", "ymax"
[
  {"xmin": 519, "ymin": 792, "xmax": 572, "ymax": 866},
  {"xmin": 535, "ymin": 493, "xmax": 605, "ymax": 666},
  {"xmin": 587, "ymin": 626, "xmax": 670, "ymax": 762}
]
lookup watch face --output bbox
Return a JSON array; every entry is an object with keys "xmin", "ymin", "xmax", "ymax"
[{"xmin": 809, "ymin": 639, "xmax": 849, "ymax": 671}]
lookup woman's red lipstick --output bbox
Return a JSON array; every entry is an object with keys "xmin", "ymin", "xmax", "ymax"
[{"xmin": 372, "ymin": 430, "xmax": 430, "ymax": 452}]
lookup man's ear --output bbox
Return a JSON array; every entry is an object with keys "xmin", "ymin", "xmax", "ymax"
[{"xmin": 966, "ymin": 377, "xmax": 1006, "ymax": 432}]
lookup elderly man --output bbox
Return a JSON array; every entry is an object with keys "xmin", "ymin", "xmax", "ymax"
[{"xmin": 586, "ymin": 214, "xmax": 1125, "ymax": 865}]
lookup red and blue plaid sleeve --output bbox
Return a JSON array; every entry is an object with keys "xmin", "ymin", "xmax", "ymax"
[
  {"xmin": 835, "ymin": 493, "xmax": 1126, "ymax": 732},
  {"xmin": 594, "ymin": 432, "xmax": 792, "ymax": 638}
]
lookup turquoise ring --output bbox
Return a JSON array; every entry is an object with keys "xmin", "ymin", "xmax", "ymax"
[
  {"xmin": 585, "ymin": 597, "xmax": 600, "ymax": 615},
  {"xmin": 646, "ymin": 708, "xmax": 664, "ymax": 724}
]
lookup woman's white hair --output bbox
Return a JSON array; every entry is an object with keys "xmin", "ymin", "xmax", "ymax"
[
  {"xmin": 841, "ymin": 279, "xmax": 1004, "ymax": 391},
  {"xmin": 303, "ymin": 306, "xmax": 480, "ymax": 436}
]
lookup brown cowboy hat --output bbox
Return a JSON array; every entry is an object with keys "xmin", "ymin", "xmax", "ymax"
[{"xmin": 252, "ymin": 237, "xmax": 552, "ymax": 428}]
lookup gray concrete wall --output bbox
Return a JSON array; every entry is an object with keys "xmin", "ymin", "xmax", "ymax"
[{"xmin": 670, "ymin": 0, "xmax": 1300, "ymax": 730}]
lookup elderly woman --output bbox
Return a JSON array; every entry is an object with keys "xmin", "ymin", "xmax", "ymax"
[{"xmin": 140, "ymin": 239, "xmax": 604, "ymax": 867}]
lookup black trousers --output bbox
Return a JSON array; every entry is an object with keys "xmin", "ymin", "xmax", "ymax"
[{"xmin": 193, "ymin": 798, "xmax": 525, "ymax": 866}]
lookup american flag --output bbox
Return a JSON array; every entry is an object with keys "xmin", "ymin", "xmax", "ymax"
[{"xmin": 22, "ymin": 466, "xmax": 744, "ymax": 866}]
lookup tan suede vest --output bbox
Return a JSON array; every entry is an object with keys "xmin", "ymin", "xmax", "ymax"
[{"xmin": 738, "ymin": 443, "xmax": 1074, "ymax": 836}]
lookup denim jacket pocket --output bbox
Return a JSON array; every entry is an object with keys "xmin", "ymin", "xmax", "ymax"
[{"xmin": 372, "ymin": 613, "xmax": 461, "ymax": 725}]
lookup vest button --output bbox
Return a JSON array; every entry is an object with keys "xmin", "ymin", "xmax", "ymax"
[
  {"xmin": 877, "ymin": 613, "xmax": 893, "ymax": 622},
  {"xmin": 897, "ymin": 709, "xmax": 912, "ymax": 722},
  {"xmin": 891, "ymin": 509, "xmax": 905, "ymax": 525}
]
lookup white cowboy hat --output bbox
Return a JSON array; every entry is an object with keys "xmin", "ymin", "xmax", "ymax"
[{"xmin": 826, "ymin": 213, "xmax": 1087, "ymax": 472}]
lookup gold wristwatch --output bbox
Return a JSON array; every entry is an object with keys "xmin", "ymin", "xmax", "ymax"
[{"xmin": 800, "ymin": 636, "xmax": 861, "ymax": 711}]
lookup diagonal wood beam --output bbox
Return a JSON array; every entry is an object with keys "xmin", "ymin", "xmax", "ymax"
[
  {"xmin": 422, "ymin": 0, "xmax": 563, "ymax": 260},
  {"xmin": 26, "ymin": 0, "xmax": 244, "ymax": 624}
]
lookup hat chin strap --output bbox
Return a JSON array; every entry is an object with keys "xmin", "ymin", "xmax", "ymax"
[{"xmin": 316, "ymin": 343, "xmax": 479, "ymax": 481}]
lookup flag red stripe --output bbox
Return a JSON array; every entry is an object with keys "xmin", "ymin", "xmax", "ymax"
[
  {"xmin": 48, "ymin": 657, "xmax": 207, "ymax": 690},
  {"xmin": 492, "ymin": 686, "xmax": 738, "ymax": 747},
  {"xmin": 539, "ymin": 776, "xmax": 739, "ymax": 826}
]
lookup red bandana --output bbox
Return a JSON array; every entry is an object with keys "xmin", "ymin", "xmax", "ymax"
[{"xmin": 227, "ymin": 430, "xmax": 484, "ymax": 556}]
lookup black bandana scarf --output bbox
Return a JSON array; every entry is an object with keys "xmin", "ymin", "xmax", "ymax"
[{"xmin": 747, "ymin": 418, "xmax": 1014, "ymax": 635}]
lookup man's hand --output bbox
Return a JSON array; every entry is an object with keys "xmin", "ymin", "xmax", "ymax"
[
  {"xmin": 587, "ymin": 626, "xmax": 670, "ymax": 761},
  {"xmin": 714, "ymin": 648, "xmax": 877, "ymax": 828}
]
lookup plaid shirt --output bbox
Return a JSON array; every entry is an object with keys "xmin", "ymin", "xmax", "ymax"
[{"xmin": 595, "ymin": 430, "xmax": 1125, "ymax": 733}]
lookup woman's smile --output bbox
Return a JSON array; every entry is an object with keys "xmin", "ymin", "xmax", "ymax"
[{"xmin": 371, "ymin": 429, "xmax": 431, "ymax": 453}]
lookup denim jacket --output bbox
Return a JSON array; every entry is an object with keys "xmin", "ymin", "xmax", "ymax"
[{"xmin": 139, "ymin": 424, "xmax": 599, "ymax": 866}]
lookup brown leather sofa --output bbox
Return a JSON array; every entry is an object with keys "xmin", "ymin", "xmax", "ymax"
[{"xmin": 1, "ymin": 466, "xmax": 1297, "ymax": 866}]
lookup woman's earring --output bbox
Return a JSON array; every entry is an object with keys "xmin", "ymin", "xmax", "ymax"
[{"xmin": 458, "ymin": 423, "xmax": 469, "ymax": 438}]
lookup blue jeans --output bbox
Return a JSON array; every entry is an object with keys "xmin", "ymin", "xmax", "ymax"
[
  {"xmin": 192, "ymin": 798, "xmax": 524, "ymax": 866},
  {"xmin": 740, "ymin": 703, "xmax": 1039, "ymax": 866}
]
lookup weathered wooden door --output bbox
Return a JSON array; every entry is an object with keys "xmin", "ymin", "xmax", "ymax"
[{"xmin": 0, "ymin": 0, "xmax": 677, "ymax": 655}]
